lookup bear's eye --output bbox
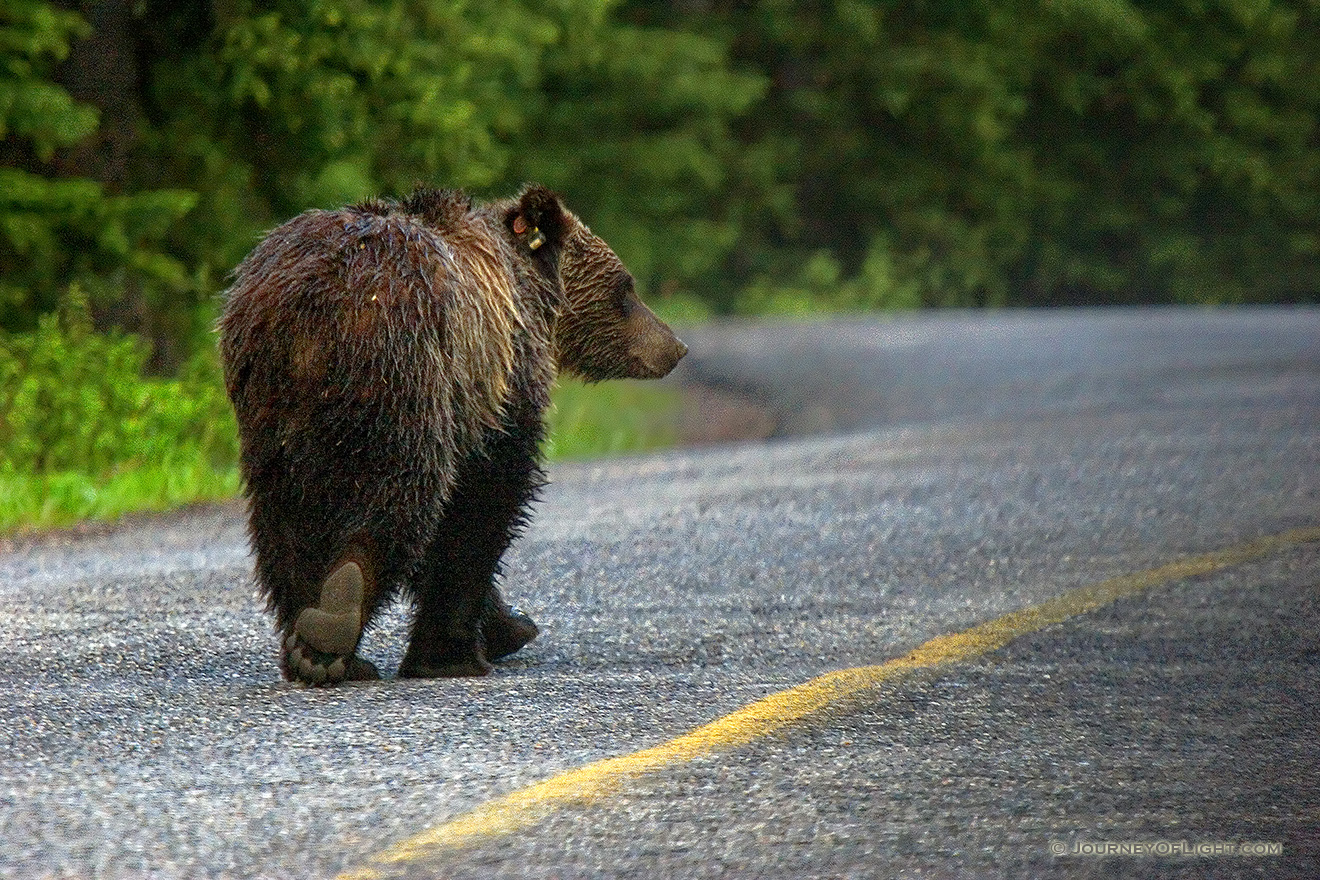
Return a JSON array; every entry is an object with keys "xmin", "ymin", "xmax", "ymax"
[{"xmin": 611, "ymin": 273, "xmax": 634, "ymax": 313}]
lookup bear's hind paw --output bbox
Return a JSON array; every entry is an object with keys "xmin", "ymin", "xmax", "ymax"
[
  {"xmin": 280, "ymin": 559, "xmax": 378, "ymax": 686},
  {"xmin": 398, "ymin": 639, "xmax": 494, "ymax": 678},
  {"xmin": 281, "ymin": 631, "xmax": 380, "ymax": 685}
]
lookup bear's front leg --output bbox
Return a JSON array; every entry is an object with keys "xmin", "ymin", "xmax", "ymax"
[
  {"xmin": 483, "ymin": 591, "xmax": 539, "ymax": 661},
  {"xmin": 280, "ymin": 560, "xmax": 381, "ymax": 685}
]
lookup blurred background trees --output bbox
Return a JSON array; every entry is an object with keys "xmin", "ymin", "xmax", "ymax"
[
  {"xmin": 640, "ymin": 0, "xmax": 1320, "ymax": 311},
  {"xmin": 4, "ymin": 0, "xmax": 1319, "ymax": 364},
  {"xmin": 4, "ymin": 0, "xmax": 1318, "ymax": 524}
]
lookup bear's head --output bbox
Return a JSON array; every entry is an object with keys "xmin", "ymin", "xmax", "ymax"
[
  {"xmin": 504, "ymin": 187, "xmax": 687, "ymax": 382},
  {"xmin": 556, "ymin": 222, "xmax": 688, "ymax": 380}
]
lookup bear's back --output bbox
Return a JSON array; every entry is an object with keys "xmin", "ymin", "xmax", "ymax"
[{"xmin": 220, "ymin": 192, "xmax": 525, "ymax": 458}]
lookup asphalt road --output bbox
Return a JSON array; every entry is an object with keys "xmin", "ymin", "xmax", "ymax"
[{"xmin": 1, "ymin": 307, "xmax": 1317, "ymax": 879}]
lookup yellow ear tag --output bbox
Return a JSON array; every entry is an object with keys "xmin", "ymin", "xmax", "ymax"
[{"xmin": 528, "ymin": 229, "xmax": 546, "ymax": 250}]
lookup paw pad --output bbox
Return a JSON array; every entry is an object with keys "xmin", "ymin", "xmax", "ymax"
[
  {"xmin": 280, "ymin": 560, "xmax": 379, "ymax": 686},
  {"xmin": 280, "ymin": 632, "xmax": 378, "ymax": 685}
]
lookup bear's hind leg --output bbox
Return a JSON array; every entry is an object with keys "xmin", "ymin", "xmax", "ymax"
[
  {"xmin": 400, "ymin": 404, "xmax": 545, "ymax": 678},
  {"xmin": 398, "ymin": 552, "xmax": 495, "ymax": 678},
  {"xmin": 400, "ymin": 580, "xmax": 538, "ymax": 675},
  {"xmin": 400, "ymin": 581, "xmax": 540, "ymax": 675},
  {"xmin": 281, "ymin": 559, "xmax": 381, "ymax": 685}
]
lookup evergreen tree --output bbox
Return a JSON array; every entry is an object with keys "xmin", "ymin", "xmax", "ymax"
[
  {"xmin": 3, "ymin": 0, "xmax": 1318, "ymax": 361},
  {"xmin": 504, "ymin": 2, "xmax": 767, "ymax": 306},
  {"xmin": 0, "ymin": 0, "xmax": 195, "ymax": 353},
  {"xmin": 634, "ymin": 0, "xmax": 1320, "ymax": 308},
  {"xmin": 145, "ymin": 0, "xmax": 766, "ymax": 314},
  {"xmin": 1016, "ymin": 0, "xmax": 1320, "ymax": 304}
]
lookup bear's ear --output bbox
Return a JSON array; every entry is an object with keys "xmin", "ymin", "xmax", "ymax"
[{"xmin": 509, "ymin": 184, "xmax": 569, "ymax": 253}]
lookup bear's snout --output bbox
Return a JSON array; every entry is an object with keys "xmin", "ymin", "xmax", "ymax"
[{"xmin": 627, "ymin": 306, "xmax": 687, "ymax": 379}]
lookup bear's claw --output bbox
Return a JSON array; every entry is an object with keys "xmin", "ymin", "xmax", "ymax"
[
  {"xmin": 281, "ymin": 560, "xmax": 378, "ymax": 686},
  {"xmin": 280, "ymin": 633, "xmax": 380, "ymax": 685}
]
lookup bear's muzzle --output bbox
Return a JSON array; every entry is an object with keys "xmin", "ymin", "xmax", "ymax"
[{"xmin": 628, "ymin": 304, "xmax": 688, "ymax": 379}]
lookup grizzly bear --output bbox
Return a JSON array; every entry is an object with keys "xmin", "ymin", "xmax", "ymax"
[{"xmin": 219, "ymin": 185, "xmax": 686, "ymax": 685}]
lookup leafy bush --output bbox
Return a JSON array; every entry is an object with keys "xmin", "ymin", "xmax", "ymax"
[
  {"xmin": 737, "ymin": 236, "xmax": 922, "ymax": 316},
  {"xmin": 0, "ymin": 287, "xmax": 238, "ymax": 478}
]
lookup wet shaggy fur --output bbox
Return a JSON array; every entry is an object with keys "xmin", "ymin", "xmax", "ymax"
[{"xmin": 219, "ymin": 185, "xmax": 685, "ymax": 684}]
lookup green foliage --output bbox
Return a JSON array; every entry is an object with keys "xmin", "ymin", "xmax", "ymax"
[
  {"xmin": 0, "ymin": 286, "xmax": 238, "ymax": 477},
  {"xmin": 632, "ymin": 0, "xmax": 1039, "ymax": 308},
  {"xmin": 144, "ymin": 0, "xmax": 764, "ymax": 319},
  {"xmin": 0, "ymin": 457, "xmax": 240, "ymax": 534},
  {"xmin": 544, "ymin": 377, "xmax": 682, "ymax": 461},
  {"xmin": 738, "ymin": 236, "xmax": 923, "ymax": 316},
  {"xmin": 1016, "ymin": 0, "xmax": 1320, "ymax": 304},
  {"xmin": 639, "ymin": 0, "xmax": 1320, "ymax": 307},
  {"xmin": 10, "ymin": 0, "xmax": 1319, "ymax": 353},
  {"xmin": 0, "ymin": 0, "xmax": 95, "ymax": 157},
  {"xmin": 506, "ymin": 7, "xmax": 767, "ymax": 303},
  {"xmin": 0, "ymin": 284, "xmax": 242, "ymax": 531},
  {"xmin": 0, "ymin": 1, "xmax": 197, "ymax": 339},
  {"xmin": 151, "ymin": 0, "xmax": 556, "ymax": 275}
]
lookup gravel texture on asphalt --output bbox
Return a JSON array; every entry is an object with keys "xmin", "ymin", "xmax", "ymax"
[{"xmin": 1, "ymin": 307, "xmax": 1317, "ymax": 878}]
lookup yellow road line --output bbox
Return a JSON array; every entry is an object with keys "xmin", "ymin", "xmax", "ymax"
[{"xmin": 340, "ymin": 525, "xmax": 1320, "ymax": 879}]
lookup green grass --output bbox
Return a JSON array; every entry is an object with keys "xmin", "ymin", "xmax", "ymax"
[
  {"xmin": 0, "ymin": 378, "xmax": 682, "ymax": 536},
  {"xmin": 0, "ymin": 456, "xmax": 243, "ymax": 535},
  {"xmin": 544, "ymin": 377, "xmax": 683, "ymax": 461}
]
